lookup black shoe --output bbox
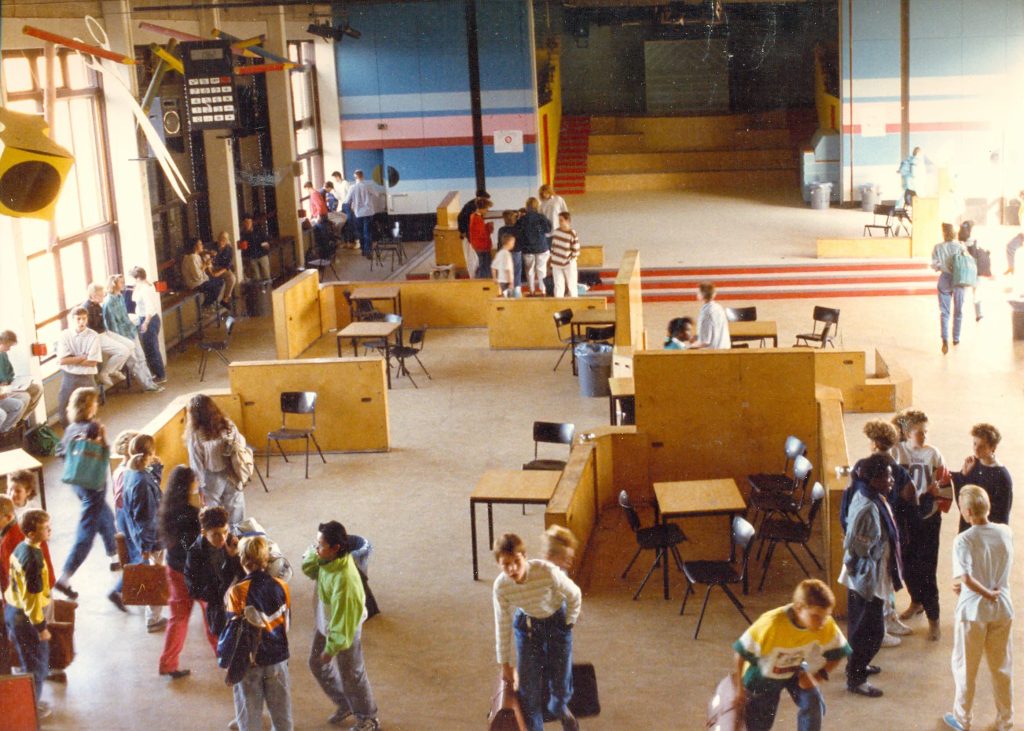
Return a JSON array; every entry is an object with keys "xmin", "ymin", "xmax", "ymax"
[
  {"xmin": 107, "ymin": 590, "xmax": 128, "ymax": 613},
  {"xmin": 110, "ymin": 560, "xmax": 122, "ymax": 572},
  {"xmin": 865, "ymin": 664, "xmax": 881, "ymax": 676},
  {"xmin": 54, "ymin": 581, "xmax": 79, "ymax": 600},
  {"xmin": 561, "ymin": 710, "xmax": 579, "ymax": 731},
  {"xmin": 160, "ymin": 669, "xmax": 191, "ymax": 680},
  {"xmin": 848, "ymin": 681, "xmax": 883, "ymax": 698}
]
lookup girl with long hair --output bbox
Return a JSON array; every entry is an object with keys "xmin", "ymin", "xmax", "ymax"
[{"xmin": 185, "ymin": 394, "xmax": 246, "ymax": 525}]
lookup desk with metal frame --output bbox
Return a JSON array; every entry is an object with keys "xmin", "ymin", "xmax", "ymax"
[
  {"xmin": 568, "ymin": 306, "xmax": 617, "ymax": 375},
  {"xmin": 728, "ymin": 321, "xmax": 778, "ymax": 348},
  {"xmin": 336, "ymin": 321, "xmax": 402, "ymax": 389},
  {"xmin": 349, "ymin": 285, "xmax": 402, "ymax": 320}
]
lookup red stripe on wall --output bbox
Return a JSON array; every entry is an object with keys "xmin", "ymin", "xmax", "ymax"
[{"xmin": 343, "ymin": 134, "xmax": 539, "ymax": 150}]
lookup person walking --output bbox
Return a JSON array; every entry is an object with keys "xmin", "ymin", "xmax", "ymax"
[
  {"xmin": 931, "ymin": 222, "xmax": 968, "ymax": 354},
  {"xmin": 693, "ymin": 281, "xmax": 731, "ymax": 350},
  {"xmin": 303, "ymin": 520, "xmax": 380, "ymax": 731},
  {"xmin": 119, "ymin": 434, "xmax": 167, "ymax": 632},
  {"xmin": 184, "ymin": 394, "xmax": 247, "ymax": 525}
]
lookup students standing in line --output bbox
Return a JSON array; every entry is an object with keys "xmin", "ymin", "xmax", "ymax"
[{"xmin": 130, "ymin": 266, "xmax": 167, "ymax": 385}]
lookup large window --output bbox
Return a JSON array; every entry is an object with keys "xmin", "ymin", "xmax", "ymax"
[
  {"xmin": 288, "ymin": 41, "xmax": 323, "ymax": 207},
  {"xmin": 2, "ymin": 50, "xmax": 118, "ymax": 366}
]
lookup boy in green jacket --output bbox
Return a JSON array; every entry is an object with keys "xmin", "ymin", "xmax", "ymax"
[{"xmin": 303, "ymin": 520, "xmax": 379, "ymax": 731}]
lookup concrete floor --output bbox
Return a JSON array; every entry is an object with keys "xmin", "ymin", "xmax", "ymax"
[{"xmin": 30, "ymin": 184, "xmax": 1023, "ymax": 730}]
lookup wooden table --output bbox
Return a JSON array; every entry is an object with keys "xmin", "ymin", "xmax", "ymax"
[
  {"xmin": 349, "ymin": 285, "xmax": 402, "ymax": 318},
  {"xmin": 336, "ymin": 321, "xmax": 402, "ymax": 388},
  {"xmin": 652, "ymin": 478, "xmax": 747, "ymax": 598},
  {"xmin": 728, "ymin": 320, "xmax": 778, "ymax": 348},
  {"xmin": 469, "ymin": 469, "xmax": 561, "ymax": 580},
  {"xmin": 608, "ymin": 376, "xmax": 635, "ymax": 425},
  {"xmin": 569, "ymin": 306, "xmax": 616, "ymax": 374},
  {"xmin": 0, "ymin": 448, "xmax": 46, "ymax": 510}
]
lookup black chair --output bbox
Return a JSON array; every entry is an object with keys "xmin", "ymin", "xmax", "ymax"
[
  {"xmin": 343, "ymin": 290, "xmax": 385, "ymax": 322},
  {"xmin": 552, "ymin": 309, "xmax": 574, "ymax": 373},
  {"xmin": 794, "ymin": 307, "xmax": 840, "ymax": 348},
  {"xmin": 863, "ymin": 203, "xmax": 897, "ymax": 237},
  {"xmin": 679, "ymin": 516, "xmax": 756, "ymax": 638},
  {"xmin": 523, "ymin": 421, "xmax": 575, "ymax": 471},
  {"xmin": 747, "ymin": 435, "xmax": 806, "ymax": 498},
  {"xmin": 265, "ymin": 391, "xmax": 327, "ymax": 479},
  {"xmin": 757, "ymin": 482, "xmax": 826, "ymax": 592},
  {"xmin": 725, "ymin": 306, "xmax": 757, "ymax": 322},
  {"xmin": 750, "ymin": 453, "xmax": 813, "ymax": 523},
  {"xmin": 585, "ymin": 325, "xmax": 615, "ymax": 344},
  {"xmin": 391, "ymin": 328, "xmax": 431, "ymax": 388},
  {"xmin": 618, "ymin": 490, "xmax": 686, "ymax": 600},
  {"xmin": 197, "ymin": 315, "xmax": 235, "ymax": 382}
]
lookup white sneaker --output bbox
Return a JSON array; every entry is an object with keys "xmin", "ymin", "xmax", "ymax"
[
  {"xmin": 37, "ymin": 700, "xmax": 53, "ymax": 719},
  {"xmin": 97, "ymin": 373, "xmax": 114, "ymax": 388},
  {"xmin": 885, "ymin": 616, "xmax": 913, "ymax": 636},
  {"xmin": 109, "ymin": 370, "xmax": 127, "ymax": 383},
  {"xmin": 881, "ymin": 632, "xmax": 902, "ymax": 648},
  {"xmin": 350, "ymin": 718, "xmax": 380, "ymax": 731}
]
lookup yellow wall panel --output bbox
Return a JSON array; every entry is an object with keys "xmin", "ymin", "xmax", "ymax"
[
  {"xmin": 613, "ymin": 250, "xmax": 643, "ymax": 349},
  {"xmin": 272, "ymin": 269, "xmax": 322, "ymax": 359},
  {"xmin": 488, "ymin": 296, "xmax": 608, "ymax": 349}
]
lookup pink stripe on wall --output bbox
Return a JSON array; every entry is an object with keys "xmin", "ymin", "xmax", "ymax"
[{"xmin": 842, "ymin": 120, "xmax": 993, "ymax": 135}]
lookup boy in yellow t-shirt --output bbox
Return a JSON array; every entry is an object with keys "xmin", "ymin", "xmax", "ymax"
[{"xmin": 733, "ymin": 579, "xmax": 852, "ymax": 731}]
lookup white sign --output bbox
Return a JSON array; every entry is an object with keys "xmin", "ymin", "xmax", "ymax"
[{"xmin": 494, "ymin": 129, "xmax": 523, "ymax": 154}]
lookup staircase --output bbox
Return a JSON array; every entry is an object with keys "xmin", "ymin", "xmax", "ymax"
[
  {"xmin": 553, "ymin": 116, "xmax": 591, "ymax": 195},
  {"xmin": 587, "ymin": 260, "xmax": 935, "ymax": 302}
]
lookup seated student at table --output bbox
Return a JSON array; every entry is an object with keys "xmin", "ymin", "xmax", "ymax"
[
  {"xmin": 691, "ymin": 281, "xmax": 731, "ymax": 350},
  {"xmin": 0, "ymin": 330, "xmax": 42, "ymax": 432},
  {"xmin": 181, "ymin": 238, "xmax": 225, "ymax": 308},
  {"xmin": 664, "ymin": 317, "xmax": 695, "ymax": 350},
  {"xmin": 209, "ymin": 232, "xmax": 237, "ymax": 308}
]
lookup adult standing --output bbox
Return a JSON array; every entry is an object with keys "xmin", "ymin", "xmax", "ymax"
[
  {"xmin": 951, "ymin": 423, "xmax": 1012, "ymax": 534},
  {"xmin": 157, "ymin": 465, "xmax": 216, "ymax": 679},
  {"xmin": 538, "ymin": 184, "xmax": 569, "ymax": 231},
  {"xmin": 457, "ymin": 189, "xmax": 489, "ymax": 240},
  {"xmin": 331, "ymin": 171, "xmax": 357, "ymax": 247},
  {"xmin": 51, "ymin": 387, "xmax": 122, "ymax": 607},
  {"xmin": 0, "ymin": 329, "xmax": 43, "ymax": 429},
  {"xmin": 468, "ymin": 197, "xmax": 495, "ymax": 279},
  {"xmin": 130, "ymin": 266, "xmax": 166, "ymax": 385},
  {"xmin": 516, "ymin": 197, "xmax": 553, "ymax": 296},
  {"xmin": 102, "ymin": 275, "xmax": 163, "ymax": 392},
  {"xmin": 344, "ymin": 170, "xmax": 384, "ymax": 260},
  {"xmin": 209, "ymin": 232, "xmax": 238, "ymax": 308},
  {"xmin": 693, "ymin": 281, "xmax": 731, "ymax": 349},
  {"xmin": 184, "ymin": 394, "xmax": 247, "ymax": 526},
  {"xmin": 55, "ymin": 307, "xmax": 102, "ymax": 427},
  {"xmin": 240, "ymin": 214, "xmax": 272, "ymax": 281},
  {"xmin": 931, "ymin": 223, "xmax": 966, "ymax": 354},
  {"xmin": 181, "ymin": 239, "xmax": 225, "ymax": 309},
  {"xmin": 83, "ymin": 283, "xmax": 133, "ymax": 389},
  {"xmin": 303, "ymin": 520, "xmax": 380, "ymax": 731},
  {"xmin": 839, "ymin": 453, "xmax": 904, "ymax": 699}
]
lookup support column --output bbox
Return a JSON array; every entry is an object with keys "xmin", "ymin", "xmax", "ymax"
[
  {"xmin": 0, "ymin": 217, "xmax": 45, "ymax": 423},
  {"xmin": 264, "ymin": 7, "xmax": 303, "ymax": 267}
]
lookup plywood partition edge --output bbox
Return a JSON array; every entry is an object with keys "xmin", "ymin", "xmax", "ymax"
[
  {"xmin": 272, "ymin": 269, "xmax": 322, "ymax": 360},
  {"xmin": 613, "ymin": 249, "xmax": 643, "ymax": 349},
  {"xmin": 816, "ymin": 390, "xmax": 851, "ymax": 617}
]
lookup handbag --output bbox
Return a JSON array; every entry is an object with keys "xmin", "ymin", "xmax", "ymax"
[
  {"xmin": 227, "ymin": 429, "xmax": 255, "ymax": 489},
  {"xmin": 122, "ymin": 563, "xmax": 170, "ymax": 605},
  {"xmin": 48, "ymin": 599, "xmax": 77, "ymax": 670},
  {"xmin": 488, "ymin": 676, "xmax": 527, "ymax": 731},
  {"xmin": 218, "ymin": 612, "xmax": 263, "ymax": 686},
  {"xmin": 61, "ymin": 436, "xmax": 110, "ymax": 490}
]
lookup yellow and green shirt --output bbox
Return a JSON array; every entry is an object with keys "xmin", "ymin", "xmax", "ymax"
[
  {"xmin": 4, "ymin": 541, "xmax": 51, "ymax": 629},
  {"xmin": 733, "ymin": 605, "xmax": 851, "ymax": 693}
]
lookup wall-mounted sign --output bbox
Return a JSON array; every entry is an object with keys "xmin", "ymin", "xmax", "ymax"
[{"xmin": 494, "ymin": 129, "xmax": 523, "ymax": 154}]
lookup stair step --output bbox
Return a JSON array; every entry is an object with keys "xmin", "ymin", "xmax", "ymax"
[{"xmin": 586, "ymin": 168, "xmax": 799, "ymax": 192}]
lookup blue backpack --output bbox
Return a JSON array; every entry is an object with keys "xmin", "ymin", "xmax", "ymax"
[{"xmin": 952, "ymin": 248, "xmax": 978, "ymax": 287}]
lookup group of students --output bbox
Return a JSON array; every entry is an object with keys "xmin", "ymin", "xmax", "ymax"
[
  {"xmin": 662, "ymin": 281, "xmax": 733, "ymax": 350},
  {"xmin": 0, "ymin": 385, "xmax": 381, "ymax": 731},
  {"xmin": 304, "ymin": 170, "xmax": 387, "ymax": 261},
  {"xmin": 460, "ymin": 185, "xmax": 582, "ymax": 298}
]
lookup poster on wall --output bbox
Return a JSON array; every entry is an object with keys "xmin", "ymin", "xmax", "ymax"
[{"xmin": 494, "ymin": 130, "xmax": 523, "ymax": 154}]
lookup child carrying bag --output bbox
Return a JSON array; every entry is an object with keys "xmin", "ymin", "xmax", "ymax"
[
  {"xmin": 488, "ymin": 675, "xmax": 526, "ymax": 731},
  {"xmin": 61, "ymin": 436, "xmax": 110, "ymax": 490}
]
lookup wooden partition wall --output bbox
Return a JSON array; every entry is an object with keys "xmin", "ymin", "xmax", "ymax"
[
  {"xmin": 816, "ymin": 385, "xmax": 851, "ymax": 616},
  {"xmin": 229, "ymin": 358, "xmax": 389, "ymax": 453},
  {"xmin": 433, "ymin": 191, "xmax": 466, "ymax": 270},
  {"xmin": 613, "ymin": 249, "xmax": 644, "ymax": 350},
  {"xmin": 272, "ymin": 269, "xmax": 322, "ymax": 359},
  {"xmin": 488, "ymin": 296, "xmax": 608, "ymax": 349},
  {"xmin": 320, "ymin": 279, "xmax": 499, "ymax": 332},
  {"xmin": 813, "ymin": 348, "xmax": 912, "ymax": 413}
]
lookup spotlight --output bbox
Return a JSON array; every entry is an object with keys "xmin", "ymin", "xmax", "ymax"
[{"xmin": 306, "ymin": 21, "xmax": 360, "ymax": 42}]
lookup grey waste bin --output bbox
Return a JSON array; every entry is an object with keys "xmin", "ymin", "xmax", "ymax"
[
  {"xmin": 809, "ymin": 182, "xmax": 832, "ymax": 210},
  {"xmin": 348, "ymin": 534, "xmax": 372, "ymax": 575},
  {"xmin": 1010, "ymin": 300, "xmax": 1024, "ymax": 340},
  {"xmin": 575, "ymin": 343, "xmax": 613, "ymax": 398},
  {"xmin": 860, "ymin": 184, "xmax": 879, "ymax": 212},
  {"xmin": 244, "ymin": 279, "xmax": 273, "ymax": 317}
]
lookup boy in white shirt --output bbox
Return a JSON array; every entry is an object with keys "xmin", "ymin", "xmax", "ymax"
[
  {"xmin": 944, "ymin": 485, "xmax": 1014, "ymax": 731},
  {"xmin": 491, "ymin": 233, "xmax": 516, "ymax": 297}
]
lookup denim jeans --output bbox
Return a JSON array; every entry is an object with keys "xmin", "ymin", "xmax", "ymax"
[
  {"xmin": 4, "ymin": 604, "xmax": 49, "ymax": 700},
  {"xmin": 309, "ymin": 630, "xmax": 377, "ymax": 721},
  {"xmin": 846, "ymin": 590, "xmax": 885, "ymax": 687},
  {"xmin": 62, "ymin": 482, "xmax": 118, "ymax": 577},
  {"xmin": 356, "ymin": 216, "xmax": 374, "ymax": 256},
  {"xmin": 744, "ymin": 675, "xmax": 825, "ymax": 731},
  {"xmin": 511, "ymin": 251, "xmax": 524, "ymax": 289},
  {"xmin": 937, "ymin": 273, "xmax": 964, "ymax": 343},
  {"xmin": 475, "ymin": 250, "xmax": 493, "ymax": 279},
  {"xmin": 233, "ymin": 660, "xmax": 293, "ymax": 731},
  {"xmin": 513, "ymin": 607, "xmax": 573, "ymax": 731},
  {"xmin": 200, "ymin": 469, "xmax": 245, "ymax": 526},
  {"xmin": 139, "ymin": 314, "xmax": 165, "ymax": 380}
]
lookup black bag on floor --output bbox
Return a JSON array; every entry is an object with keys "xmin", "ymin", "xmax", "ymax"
[{"xmin": 568, "ymin": 662, "xmax": 600, "ymax": 718}]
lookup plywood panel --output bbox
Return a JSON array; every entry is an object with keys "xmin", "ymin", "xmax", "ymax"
[
  {"xmin": 546, "ymin": 444, "xmax": 598, "ymax": 568},
  {"xmin": 272, "ymin": 269, "xmax": 322, "ymax": 360},
  {"xmin": 910, "ymin": 196, "xmax": 940, "ymax": 259},
  {"xmin": 816, "ymin": 389, "xmax": 850, "ymax": 617},
  {"xmin": 319, "ymin": 283, "xmax": 339, "ymax": 333},
  {"xmin": 488, "ymin": 296, "xmax": 608, "ymax": 349},
  {"xmin": 813, "ymin": 350, "xmax": 867, "ymax": 405},
  {"xmin": 578, "ymin": 245, "xmax": 605, "ymax": 268},
  {"xmin": 436, "ymin": 190, "xmax": 460, "ymax": 228},
  {"xmin": 613, "ymin": 250, "xmax": 643, "ymax": 349},
  {"xmin": 229, "ymin": 358, "xmax": 389, "ymax": 453},
  {"xmin": 323, "ymin": 280, "xmax": 497, "ymax": 331},
  {"xmin": 816, "ymin": 237, "xmax": 911, "ymax": 258},
  {"xmin": 434, "ymin": 227, "xmax": 466, "ymax": 269}
]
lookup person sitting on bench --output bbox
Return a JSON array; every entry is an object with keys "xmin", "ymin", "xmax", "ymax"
[{"xmin": 181, "ymin": 238, "xmax": 225, "ymax": 309}]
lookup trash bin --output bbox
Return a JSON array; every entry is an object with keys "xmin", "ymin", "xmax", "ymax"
[
  {"xmin": 809, "ymin": 182, "xmax": 832, "ymax": 210},
  {"xmin": 347, "ymin": 534, "xmax": 372, "ymax": 576},
  {"xmin": 1009, "ymin": 300, "xmax": 1024, "ymax": 340},
  {"xmin": 860, "ymin": 183, "xmax": 879, "ymax": 212},
  {"xmin": 575, "ymin": 343, "xmax": 613, "ymax": 398},
  {"xmin": 243, "ymin": 278, "xmax": 273, "ymax": 318}
]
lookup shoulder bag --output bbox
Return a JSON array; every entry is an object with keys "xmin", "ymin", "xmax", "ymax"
[{"xmin": 62, "ymin": 436, "xmax": 110, "ymax": 490}]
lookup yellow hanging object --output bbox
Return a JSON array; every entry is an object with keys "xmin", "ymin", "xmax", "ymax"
[{"xmin": 0, "ymin": 107, "xmax": 75, "ymax": 220}]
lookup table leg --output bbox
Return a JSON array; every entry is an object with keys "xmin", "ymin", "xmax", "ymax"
[
  {"xmin": 337, "ymin": 336, "xmax": 342, "ymax": 358},
  {"xmin": 661, "ymin": 512, "xmax": 670, "ymax": 600},
  {"xmin": 471, "ymin": 500, "xmax": 479, "ymax": 580},
  {"xmin": 395, "ymin": 294, "xmax": 402, "ymax": 316},
  {"xmin": 730, "ymin": 512, "xmax": 737, "ymax": 564},
  {"xmin": 384, "ymin": 338, "xmax": 392, "ymax": 389},
  {"xmin": 570, "ymin": 329, "xmax": 579, "ymax": 376},
  {"xmin": 487, "ymin": 502, "xmax": 495, "ymax": 555},
  {"xmin": 38, "ymin": 467, "xmax": 46, "ymax": 511},
  {"xmin": 352, "ymin": 337, "xmax": 359, "ymax": 358},
  {"xmin": 609, "ymin": 394, "xmax": 616, "ymax": 426}
]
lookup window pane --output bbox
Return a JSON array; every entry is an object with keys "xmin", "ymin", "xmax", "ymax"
[
  {"xmin": 288, "ymin": 44, "xmax": 299, "ymax": 63},
  {"xmin": 70, "ymin": 98, "xmax": 106, "ymax": 229},
  {"xmin": 60, "ymin": 241, "xmax": 88, "ymax": 307},
  {"xmin": 3, "ymin": 56, "xmax": 36, "ymax": 92},
  {"xmin": 27, "ymin": 255, "xmax": 60, "ymax": 320},
  {"xmin": 33, "ymin": 54, "xmax": 64, "ymax": 90},
  {"xmin": 6, "ymin": 99, "xmax": 41, "ymax": 115},
  {"xmin": 88, "ymin": 234, "xmax": 110, "ymax": 285},
  {"xmin": 65, "ymin": 54, "xmax": 93, "ymax": 89},
  {"xmin": 18, "ymin": 219, "xmax": 52, "ymax": 256},
  {"xmin": 53, "ymin": 101, "xmax": 84, "ymax": 236}
]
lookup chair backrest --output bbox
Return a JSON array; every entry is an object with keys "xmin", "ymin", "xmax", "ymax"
[
  {"xmin": 725, "ymin": 306, "xmax": 757, "ymax": 322},
  {"xmin": 382, "ymin": 313, "xmax": 402, "ymax": 324},
  {"xmin": 553, "ymin": 309, "xmax": 573, "ymax": 328},
  {"xmin": 732, "ymin": 516, "xmax": 756, "ymax": 576},
  {"xmin": 804, "ymin": 481, "xmax": 826, "ymax": 526},
  {"xmin": 792, "ymin": 454, "xmax": 813, "ymax": 482},
  {"xmin": 873, "ymin": 202, "xmax": 895, "ymax": 218},
  {"xmin": 618, "ymin": 490, "xmax": 641, "ymax": 534},
  {"xmin": 533, "ymin": 421, "xmax": 575, "ymax": 446},
  {"xmin": 408, "ymin": 329, "xmax": 426, "ymax": 348},
  {"xmin": 342, "ymin": 289, "xmax": 353, "ymax": 305},
  {"xmin": 812, "ymin": 306, "xmax": 840, "ymax": 325},
  {"xmin": 281, "ymin": 391, "xmax": 317, "ymax": 428},
  {"xmin": 783, "ymin": 435, "xmax": 806, "ymax": 461},
  {"xmin": 585, "ymin": 325, "xmax": 615, "ymax": 342}
]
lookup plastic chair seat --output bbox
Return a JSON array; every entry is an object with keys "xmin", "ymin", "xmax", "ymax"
[
  {"xmin": 637, "ymin": 523, "xmax": 685, "ymax": 550},
  {"xmin": 683, "ymin": 560, "xmax": 741, "ymax": 587},
  {"xmin": 523, "ymin": 458, "xmax": 567, "ymax": 471},
  {"xmin": 748, "ymin": 473, "xmax": 793, "ymax": 494},
  {"xmin": 750, "ymin": 490, "xmax": 802, "ymax": 515},
  {"xmin": 268, "ymin": 427, "xmax": 315, "ymax": 440},
  {"xmin": 759, "ymin": 517, "xmax": 812, "ymax": 543}
]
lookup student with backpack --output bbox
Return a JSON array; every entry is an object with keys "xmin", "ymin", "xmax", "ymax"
[
  {"xmin": 959, "ymin": 220, "xmax": 992, "ymax": 321},
  {"xmin": 931, "ymin": 223, "xmax": 972, "ymax": 353}
]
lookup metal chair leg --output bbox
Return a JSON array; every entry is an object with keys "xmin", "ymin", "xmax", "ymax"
[
  {"xmin": 633, "ymin": 549, "xmax": 664, "ymax": 601},
  {"xmin": 679, "ymin": 582, "xmax": 694, "ymax": 616},
  {"xmin": 311, "ymin": 434, "xmax": 327, "ymax": 464},
  {"xmin": 304, "ymin": 435, "xmax": 310, "ymax": 479},
  {"xmin": 785, "ymin": 543, "xmax": 811, "ymax": 577},
  {"xmin": 414, "ymin": 355, "xmax": 431, "ymax": 379},
  {"xmin": 721, "ymin": 584, "xmax": 752, "ymax": 623},
  {"xmin": 621, "ymin": 547, "xmax": 643, "ymax": 578},
  {"xmin": 265, "ymin": 437, "xmax": 272, "ymax": 478},
  {"xmin": 693, "ymin": 586, "xmax": 714, "ymax": 639},
  {"xmin": 758, "ymin": 540, "xmax": 777, "ymax": 592},
  {"xmin": 276, "ymin": 439, "xmax": 289, "ymax": 463},
  {"xmin": 553, "ymin": 343, "xmax": 571, "ymax": 372}
]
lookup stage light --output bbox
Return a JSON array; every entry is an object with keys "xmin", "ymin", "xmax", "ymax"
[
  {"xmin": 306, "ymin": 21, "xmax": 360, "ymax": 42},
  {"xmin": 0, "ymin": 108, "xmax": 74, "ymax": 221}
]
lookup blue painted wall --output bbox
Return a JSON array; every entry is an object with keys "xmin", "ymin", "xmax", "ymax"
[{"xmin": 335, "ymin": 0, "xmax": 539, "ymax": 215}]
